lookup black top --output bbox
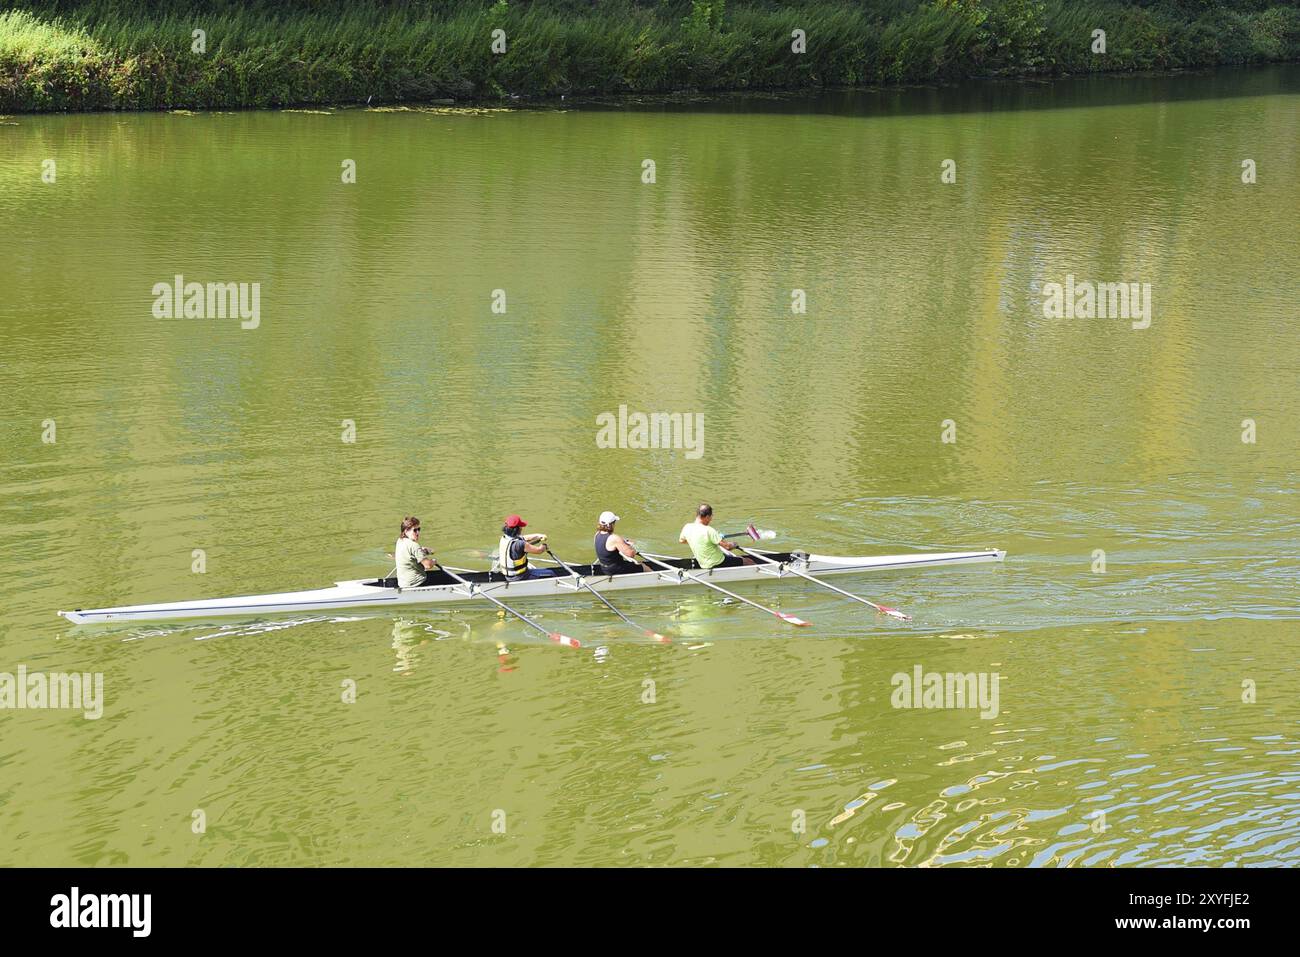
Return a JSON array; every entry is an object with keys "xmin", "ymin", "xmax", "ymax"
[{"xmin": 594, "ymin": 531, "xmax": 622, "ymax": 566}]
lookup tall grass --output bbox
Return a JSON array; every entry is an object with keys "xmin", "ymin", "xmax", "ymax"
[{"xmin": 1, "ymin": 1, "xmax": 1297, "ymax": 112}]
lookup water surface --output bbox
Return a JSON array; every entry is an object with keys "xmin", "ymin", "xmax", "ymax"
[{"xmin": 1, "ymin": 66, "xmax": 1297, "ymax": 866}]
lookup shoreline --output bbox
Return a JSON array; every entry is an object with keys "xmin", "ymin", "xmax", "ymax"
[
  {"xmin": 3, "ymin": 0, "xmax": 1298, "ymax": 115},
  {"xmin": 4, "ymin": 62, "xmax": 1291, "ymax": 120}
]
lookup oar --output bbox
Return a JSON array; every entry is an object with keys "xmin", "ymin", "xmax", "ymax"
[
  {"xmin": 720, "ymin": 523, "xmax": 777, "ymax": 542},
  {"xmin": 546, "ymin": 548, "xmax": 671, "ymax": 643},
  {"xmin": 428, "ymin": 560, "xmax": 581, "ymax": 649},
  {"xmin": 737, "ymin": 547, "xmax": 912, "ymax": 621},
  {"xmin": 635, "ymin": 552, "xmax": 810, "ymax": 627}
]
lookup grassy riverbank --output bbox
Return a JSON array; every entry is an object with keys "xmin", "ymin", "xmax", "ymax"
[{"xmin": 2, "ymin": 0, "xmax": 1298, "ymax": 111}]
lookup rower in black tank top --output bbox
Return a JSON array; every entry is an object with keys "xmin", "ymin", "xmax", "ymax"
[
  {"xmin": 594, "ymin": 530, "xmax": 619, "ymax": 565},
  {"xmin": 593, "ymin": 511, "xmax": 646, "ymax": 575}
]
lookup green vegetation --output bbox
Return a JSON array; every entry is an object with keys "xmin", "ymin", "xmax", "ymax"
[{"xmin": 2, "ymin": 0, "xmax": 1297, "ymax": 111}]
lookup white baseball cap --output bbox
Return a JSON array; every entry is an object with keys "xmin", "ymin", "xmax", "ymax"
[{"xmin": 599, "ymin": 510, "xmax": 620, "ymax": 525}]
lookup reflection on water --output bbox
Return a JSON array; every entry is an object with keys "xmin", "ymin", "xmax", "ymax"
[{"xmin": 391, "ymin": 618, "xmax": 459, "ymax": 676}]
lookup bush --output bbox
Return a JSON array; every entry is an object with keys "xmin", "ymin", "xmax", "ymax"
[{"xmin": 1, "ymin": 0, "xmax": 1296, "ymax": 112}]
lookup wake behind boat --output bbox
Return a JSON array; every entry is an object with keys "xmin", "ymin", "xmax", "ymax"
[{"xmin": 57, "ymin": 548, "xmax": 1006, "ymax": 625}]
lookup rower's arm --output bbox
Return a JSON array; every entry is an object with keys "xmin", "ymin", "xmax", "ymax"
[
  {"xmin": 524, "ymin": 541, "xmax": 547, "ymax": 555},
  {"xmin": 612, "ymin": 534, "xmax": 637, "ymax": 558}
]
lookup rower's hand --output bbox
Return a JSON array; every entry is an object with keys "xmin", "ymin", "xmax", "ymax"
[{"xmin": 526, "ymin": 534, "xmax": 547, "ymax": 544}]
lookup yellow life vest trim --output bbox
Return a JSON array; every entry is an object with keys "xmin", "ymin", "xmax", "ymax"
[{"xmin": 498, "ymin": 535, "xmax": 529, "ymax": 578}]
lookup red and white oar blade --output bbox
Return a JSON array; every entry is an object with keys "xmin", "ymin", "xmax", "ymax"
[
  {"xmin": 646, "ymin": 631, "xmax": 672, "ymax": 644},
  {"xmin": 745, "ymin": 523, "xmax": 761, "ymax": 541},
  {"xmin": 778, "ymin": 613, "xmax": 812, "ymax": 627},
  {"xmin": 550, "ymin": 633, "xmax": 582, "ymax": 648},
  {"xmin": 879, "ymin": 606, "xmax": 912, "ymax": 621}
]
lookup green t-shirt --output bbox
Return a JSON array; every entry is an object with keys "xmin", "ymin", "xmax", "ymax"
[
  {"xmin": 680, "ymin": 521, "xmax": 726, "ymax": 568},
  {"xmin": 394, "ymin": 537, "xmax": 428, "ymax": 587}
]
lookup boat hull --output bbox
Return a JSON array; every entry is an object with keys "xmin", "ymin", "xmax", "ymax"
[{"xmin": 57, "ymin": 549, "xmax": 1006, "ymax": 624}]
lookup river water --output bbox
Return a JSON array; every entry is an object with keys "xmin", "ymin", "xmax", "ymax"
[{"xmin": 1, "ymin": 66, "xmax": 1297, "ymax": 866}]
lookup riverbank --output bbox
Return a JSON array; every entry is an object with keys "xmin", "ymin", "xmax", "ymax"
[{"xmin": 2, "ymin": 0, "xmax": 1298, "ymax": 112}]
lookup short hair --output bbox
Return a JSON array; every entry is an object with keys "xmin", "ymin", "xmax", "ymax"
[
  {"xmin": 400, "ymin": 516, "xmax": 420, "ymax": 535},
  {"xmin": 697, "ymin": 503, "xmax": 713, "ymax": 518}
]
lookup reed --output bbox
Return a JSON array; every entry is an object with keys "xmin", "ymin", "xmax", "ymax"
[{"xmin": 1, "ymin": 1, "xmax": 1296, "ymax": 112}]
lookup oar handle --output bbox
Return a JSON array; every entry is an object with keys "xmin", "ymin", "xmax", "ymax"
[{"xmin": 544, "ymin": 548, "xmax": 578, "ymax": 576}]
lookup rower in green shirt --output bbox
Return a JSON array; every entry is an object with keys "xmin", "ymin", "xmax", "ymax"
[
  {"xmin": 395, "ymin": 516, "xmax": 437, "ymax": 587},
  {"xmin": 679, "ymin": 504, "xmax": 755, "ymax": 570}
]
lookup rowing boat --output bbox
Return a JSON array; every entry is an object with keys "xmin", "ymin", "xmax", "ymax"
[{"xmin": 57, "ymin": 548, "xmax": 1005, "ymax": 624}]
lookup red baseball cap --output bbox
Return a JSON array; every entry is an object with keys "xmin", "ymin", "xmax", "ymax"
[{"xmin": 504, "ymin": 515, "xmax": 527, "ymax": 528}]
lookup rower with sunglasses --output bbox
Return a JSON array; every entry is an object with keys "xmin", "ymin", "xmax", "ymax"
[{"xmin": 395, "ymin": 516, "xmax": 438, "ymax": 587}]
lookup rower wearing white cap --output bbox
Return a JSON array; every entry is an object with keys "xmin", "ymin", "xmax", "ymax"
[{"xmin": 593, "ymin": 511, "xmax": 651, "ymax": 575}]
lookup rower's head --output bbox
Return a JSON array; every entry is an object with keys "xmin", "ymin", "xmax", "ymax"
[
  {"xmin": 697, "ymin": 503, "xmax": 713, "ymax": 525},
  {"xmin": 597, "ymin": 510, "xmax": 620, "ymax": 532},
  {"xmin": 400, "ymin": 516, "xmax": 421, "ymax": 540},
  {"xmin": 503, "ymin": 514, "xmax": 527, "ymax": 537}
]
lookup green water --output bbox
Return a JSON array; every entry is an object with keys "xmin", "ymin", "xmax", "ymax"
[{"xmin": 1, "ymin": 67, "xmax": 1297, "ymax": 867}]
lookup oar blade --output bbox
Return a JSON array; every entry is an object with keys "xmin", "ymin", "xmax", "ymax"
[
  {"xmin": 549, "ymin": 633, "xmax": 582, "ymax": 649},
  {"xmin": 779, "ymin": 613, "xmax": 812, "ymax": 627},
  {"xmin": 879, "ymin": 606, "xmax": 912, "ymax": 621},
  {"xmin": 647, "ymin": 631, "xmax": 672, "ymax": 643}
]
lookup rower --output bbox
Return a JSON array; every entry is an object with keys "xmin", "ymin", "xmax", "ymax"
[
  {"xmin": 679, "ymin": 503, "xmax": 754, "ymax": 570},
  {"xmin": 593, "ymin": 511, "xmax": 651, "ymax": 575},
  {"xmin": 498, "ymin": 514, "xmax": 560, "ymax": 580},
  {"xmin": 395, "ymin": 516, "xmax": 437, "ymax": 587}
]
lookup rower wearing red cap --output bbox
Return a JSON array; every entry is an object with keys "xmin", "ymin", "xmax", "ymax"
[{"xmin": 497, "ymin": 515, "xmax": 560, "ymax": 580}]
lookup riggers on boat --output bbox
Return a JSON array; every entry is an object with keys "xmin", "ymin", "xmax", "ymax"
[{"xmin": 58, "ymin": 549, "xmax": 1005, "ymax": 625}]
